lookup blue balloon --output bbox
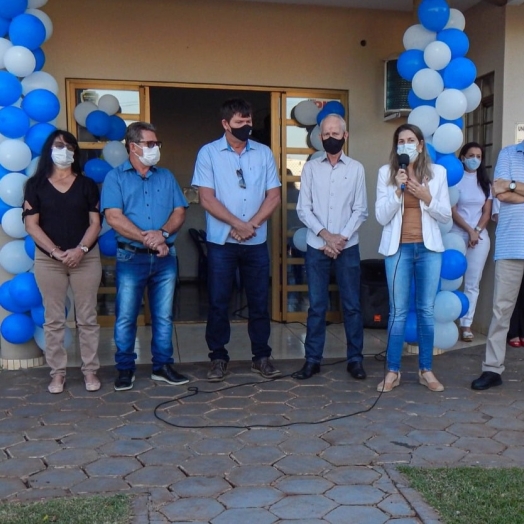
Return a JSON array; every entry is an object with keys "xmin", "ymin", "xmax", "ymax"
[
  {"xmin": 426, "ymin": 143, "xmax": 437, "ymax": 163},
  {"xmin": 0, "ymin": 281, "xmax": 28, "ymax": 313},
  {"xmin": 418, "ymin": 0, "xmax": 450, "ymax": 32},
  {"xmin": 9, "ymin": 272, "xmax": 42, "ymax": 310},
  {"xmin": 0, "ymin": 0, "xmax": 28, "ymax": 20},
  {"xmin": 0, "ymin": 165, "xmax": 10, "ymax": 177},
  {"xmin": 25, "ymin": 122, "xmax": 57, "ymax": 155},
  {"xmin": 322, "ymin": 101, "xmax": 345, "ymax": 118},
  {"xmin": 442, "ymin": 58, "xmax": 477, "ymax": 90},
  {"xmin": 84, "ymin": 158, "xmax": 112, "ymax": 184},
  {"xmin": 86, "ymin": 110, "xmax": 111, "ymax": 137},
  {"xmin": 0, "ymin": 71, "xmax": 23, "ymax": 107},
  {"xmin": 99, "ymin": 229, "xmax": 117, "ymax": 257},
  {"xmin": 397, "ymin": 50, "xmax": 425, "ymax": 81},
  {"xmin": 105, "ymin": 115, "xmax": 127, "ymax": 141},
  {"xmin": 437, "ymin": 29, "xmax": 469, "ymax": 59},
  {"xmin": 0, "ymin": 16, "xmax": 9, "ymax": 37},
  {"xmin": 405, "ymin": 311, "xmax": 418, "ymax": 344},
  {"xmin": 32, "ymin": 48, "xmax": 46, "ymax": 72},
  {"xmin": 0, "ymin": 106, "xmax": 30, "ymax": 139},
  {"xmin": 24, "ymin": 235, "xmax": 35, "ymax": 260},
  {"xmin": 1, "ymin": 313, "xmax": 35, "ymax": 344},
  {"xmin": 452, "ymin": 290, "xmax": 470, "ymax": 318},
  {"xmin": 9, "ymin": 14, "xmax": 46, "ymax": 50},
  {"xmin": 440, "ymin": 117, "xmax": 463, "ymax": 129},
  {"xmin": 408, "ymin": 89, "xmax": 436, "ymax": 109},
  {"xmin": 0, "ymin": 198, "xmax": 12, "ymax": 221},
  {"xmin": 22, "ymin": 89, "xmax": 61, "ymax": 123},
  {"xmin": 437, "ymin": 154, "xmax": 464, "ymax": 187},
  {"xmin": 31, "ymin": 304, "xmax": 45, "ymax": 327},
  {"xmin": 441, "ymin": 249, "xmax": 467, "ymax": 280},
  {"xmin": 316, "ymin": 107, "xmax": 329, "ymax": 126}
]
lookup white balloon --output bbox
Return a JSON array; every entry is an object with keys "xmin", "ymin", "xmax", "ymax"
[
  {"xmin": 1, "ymin": 207, "xmax": 27, "ymax": 238},
  {"xmin": 448, "ymin": 185, "xmax": 459, "ymax": 207},
  {"xmin": 444, "ymin": 8, "xmax": 466, "ymax": 31},
  {"xmin": 412, "ymin": 69, "xmax": 444, "ymax": 100},
  {"xmin": 435, "ymin": 89, "xmax": 468, "ymax": 120},
  {"xmin": 25, "ymin": 156, "xmax": 40, "ymax": 177},
  {"xmin": 22, "ymin": 72, "xmax": 59, "ymax": 96},
  {"xmin": 403, "ymin": 24, "xmax": 436, "ymax": 51},
  {"xmin": 407, "ymin": 105, "xmax": 440, "ymax": 138},
  {"xmin": 0, "ymin": 172, "xmax": 28, "ymax": 207},
  {"xmin": 424, "ymin": 41, "xmax": 452, "ymax": 71},
  {"xmin": 0, "ymin": 133, "xmax": 7, "ymax": 144},
  {"xmin": 74, "ymin": 102, "xmax": 98, "ymax": 127},
  {"xmin": 0, "ymin": 141, "xmax": 32, "ymax": 172},
  {"xmin": 462, "ymin": 83, "xmax": 482, "ymax": 113},
  {"xmin": 292, "ymin": 228, "xmax": 308, "ymax": 252},
  {"xmin": 308, "ymin": 125, "xmax": 324, "ymax": 151},
  {"xmin": 28, "ymin": 0, "xmax": 48, "ymax": 7},
  {"xmin": 98, "ymin": 94, "xmax": 120, "ymax": 116},
  {"xmin": 442, "ymin": 232, "xmax": 467, "ymax": 255},
  {"xmin": 34, "ymin": 325, "xmax": 46, "ymax": 351},
  {"xmin": 0, "ymin": 240, "xmax": 34, "ymax": 274},
  {"xmin": 434, "ymin": 291, "xmax": 462, "ymax": 323},
  {"xmin": 440, "ymin": 276, "xmax": 463, "ymax": 291},
  {"xmin": 434, "ymin": 321, "xmax": 459, "ymax": 350},
  {"xmin": 438, "ymin": 218, "xmax": 453, "ymax": 235},
  {"xmin": 4, "ymin": 46, "xmax": 36, "ymax": 78},
  {"xmin": 26, "ymin": 9, "xmax": 53, "ymax": 41},
  {"xmin": 432, "ymin": 124, "xmax": 463, "ymax": 155},
  {"xmin": 0, "ymin": 38, "xmax": 13, "ymax": 69},
  {"xmin": 102, "ymin": 141, "xmax": 128, "ymax": 168},
  {"xmin": 293, "ymin": 100, "xmax": 320, "ymax": 126}
]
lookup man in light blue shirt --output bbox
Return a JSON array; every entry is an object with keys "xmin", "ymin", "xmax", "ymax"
[
  {"xmin": 192, "ymin": 99, "xmax": 281, "ymax": 382},
  {"xmin": 472, "ymin": 142, "xmax": 524, "ymax": 390}
]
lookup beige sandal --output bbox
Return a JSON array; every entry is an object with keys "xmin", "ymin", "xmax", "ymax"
[
  {"xmin": 48, "ymin": 375, "xmax": 65, "ymax": 394},
  {"xmin": 419, "ymin": 370, "xmax": 444, "ymax": 392},
  {"xmin": 377, "ymin": 371, "xmax": 400, "ymax": 392}
]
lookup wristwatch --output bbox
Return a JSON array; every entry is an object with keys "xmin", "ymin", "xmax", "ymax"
[
  {"xmin": 160, "ymin": 229, "xmax": 169, "ymax": 239},
  {"xmin": 509, "ymin": 180, "xmax": 517, "ymax": 192},
  {"xmin": 474, "ymin": 226, "xmax": 482, "ymax": 233},
  {"xmin": 78, "ymin": 244, "xmax": 89, "ymax": 253}
]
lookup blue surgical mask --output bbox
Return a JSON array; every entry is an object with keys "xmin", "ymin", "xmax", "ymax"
[
  {"xmin": 397, "ymin": 143, "xmax": 419, "ymax": 164},
  {"xmin": 463, "ymin": 157, "xmax": 481, "ymax": 171}
]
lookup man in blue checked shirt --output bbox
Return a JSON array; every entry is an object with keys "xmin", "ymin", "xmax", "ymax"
[{"xmin": 192, "ymin": 99, "xmax": 281, "ymax": 382}]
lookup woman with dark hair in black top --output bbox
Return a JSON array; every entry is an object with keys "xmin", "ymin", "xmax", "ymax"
[{"xmin": 23, "ymin": 130, "xmax": 102, "ymax": 394}]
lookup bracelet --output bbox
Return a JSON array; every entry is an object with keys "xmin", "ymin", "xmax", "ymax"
[{"xmin": 49, "ymin": 246, "xmax": 59, "ymax": 258}]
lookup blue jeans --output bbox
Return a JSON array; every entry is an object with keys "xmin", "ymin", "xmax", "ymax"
[
  {"xmin": 384, "ymin": 243, "xmax": 442, "ymax": 372},
  {"xmin": 206, "ymin": 242, "xmax": 271, "ymax": 362},
  {"xmin": 114, "ymin": 247, "xmax": 177, "ymax": 371},
  {"xmin": 304, "ymin": 244, "xmax": 363, "ymax": 364}
]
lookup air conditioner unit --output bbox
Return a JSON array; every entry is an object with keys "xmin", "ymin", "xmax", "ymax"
[{"xmin": 384, "ymin": 59, "xmax": 411, "ymax": 120}]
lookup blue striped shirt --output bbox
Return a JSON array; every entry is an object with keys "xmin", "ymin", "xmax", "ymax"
[{"xmin": 494, "ymin": 142, "xmax": 524, "ymax": 260}]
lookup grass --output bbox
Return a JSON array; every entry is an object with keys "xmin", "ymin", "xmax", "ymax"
[
  {"xmin": 399, "ymin": 466, "xmax": 524, "ymax": 524},
  {"xmin": 0, "ymin": 494, "xmax": 131, "ymax": 524}
]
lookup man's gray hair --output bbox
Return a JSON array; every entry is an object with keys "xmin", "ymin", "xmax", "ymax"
[
  {"xmin": 125, "ymin": 121, "xmax": 157, "ymax": 151},
  {"xmin": 319, "ymin": 113, "xmax": 346, "ymax": 133}
]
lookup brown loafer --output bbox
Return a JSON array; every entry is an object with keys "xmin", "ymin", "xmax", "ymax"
[
  {"xmin": 84, "ymin": 373, "xmax": 101, "ymax": 392},
  {"xmin": 48, "ymin": 375, "xmax": 65, "ymax": 394}
]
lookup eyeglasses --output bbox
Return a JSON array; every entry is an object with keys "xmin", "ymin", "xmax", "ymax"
[
  {"xmin": 53, "ymin": 142, "xmax": 75, "ymax": 152},
  {"xmin": 136, "ymin": 140, "xmax": 162, "ymax": 149},
  {"xmin": 236, "ymin": 169, "xmax": 246, "ymax": 189}
]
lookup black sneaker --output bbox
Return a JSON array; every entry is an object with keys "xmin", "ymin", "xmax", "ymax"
[
  {"xmin": 151, "ymin": 364, "xmax": 189, "ymax": 385},
  {"xmin": 114, "ymin": 369, "xmax": 135, "ymax": 391}
]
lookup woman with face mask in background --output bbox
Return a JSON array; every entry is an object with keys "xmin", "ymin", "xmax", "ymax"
[
  {"xmin": 450, "ymin": 142, "xmax": 492, "ymax": 342},
  {"xmin": 23, "ymin": 130, "xmax": 102, "ymax": 394},
  {"xmin": 376, "ymin": 123, "xmax": 451, "ymax": 392}
]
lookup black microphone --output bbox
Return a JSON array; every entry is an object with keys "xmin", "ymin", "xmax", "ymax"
[{"xmin": 397, "ymin": 153, "xmax": 410, "ymax": 191}]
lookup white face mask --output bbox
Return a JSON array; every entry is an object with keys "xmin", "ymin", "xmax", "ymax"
[
  {"xmin": 135, "ymin": 145, "xmax": 160, "ymax": 167},
  {"xmin": 397, "ymin": 143, "xmax": 419, "ymax": 164},
  {"xmin": 463, "ymin": 157, "xmax": 481, "ymax": 171},
  {"xmin": 51, "ymin": 147, "xmax": 75, "ymax": 168}
]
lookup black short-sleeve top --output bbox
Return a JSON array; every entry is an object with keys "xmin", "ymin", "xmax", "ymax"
[{"xmin": 24, "ymin": 175, "xmax": 100, "ymax": 254}]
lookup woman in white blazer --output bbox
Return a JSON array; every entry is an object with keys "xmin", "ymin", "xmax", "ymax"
[{"xmin": 376, "ymin": 123, "xmax": 451, "ymax": 393}]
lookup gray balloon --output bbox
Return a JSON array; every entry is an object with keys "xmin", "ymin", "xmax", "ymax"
[
  {"xmin": 294, "ymin": 100, "xmax": 320, "ymax": 126},
  {"xmin": 308, "ymin": 125, "xmax": 324, "ymax": 151}
]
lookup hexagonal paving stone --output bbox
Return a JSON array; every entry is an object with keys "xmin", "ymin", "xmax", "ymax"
[
  {"xmin": 227, "ymin": 465, "xmax": 282, "ymax": 486},
  {"xmin": 212, "ymin": 508, "xmax": 277, "ymax": 524},
  {"xmin": 279, "ymin": 437, "xmax": 329, "ymax": 455},
  {"xmin": 275, "ymin": 476, "xmax": 333, "ymax": 495},
  {"xmin": 237, "ymin": 428, "xmax": 287, "ymax": 446},
  {"xmin": 84, "ymin": 457, "xmax": 142, "ymax": 477},
  {"xmin": 406, "ymin": 430, "xmax": 458, "ymax": 446},
  {"xmin": 138, "ymin": 448, "xmax": 193, "ymax": 466},
  {"xmin": 321, "ymin": 428, "xmax": 375, "ymax": 446},
  {"xmin": 274, "ymin": 455, "xmax": 331, "ymax": 475},
  {"xmin": 61, "ymin": 431, "xmax": 115, "ymax": 449},
  {"xmin": 111, "ymin": 423, "xmax": 162, "ymax": 439},
  {"xmin": 378, "ymin": 494, "xmax": 416, "ymax": 518},
  {"xmin": 322, "ymin": 445, "xmax": 378, "ymax": 466},
  {"xmin": 171, "ymin": 476, "xmax": 231, "ymax": 498},
  {"xmin": 447, "ymin": 423, "xmax": 498, "ymax": 438},
  {"xmin": 325, "ymin": 485, "xmax": 385, "ymax": 505},
  {"xmin": 7, "ymin": 440, "xmax": 61, "ymax": 459},
  {"xmin": 325, "ymin": 505, "xmax": 388, "ymax": 524},
  {"xmin": 366, "ymin": 436, "xmax": 419, "ymax": 454},
  {"xmin": 161, "ymin": 497, "xmax": 224, "ymax": 522},
  {"xmin": 410, "ymin": 445, "xmax": 467, "ymax": 465},
  {"xmin": 493, "ymin": 430, "xmax": 524, "ymax": 446},
  {"xmin": 29, "ymin": 467, "xmax": 87, "ymax": 489},
  {"xmin": 0, "ymin": 433, "xmax": 25, "ymax": 448},
  {"xmin": 46, "ymin": 448, "xmax": 100, "ymax": 468},
  {"xmin": 218, "ymin": 486, "xmax": 282, "ymax": 508},
  {"xmin": 231, "ymin": 446, "xmax": 284, "ymax": 466},
  {"xmin": 189, "ymin": 437, "xmax": 244, "ymax": 455},
  {"xmin": 452, "ymin": 437, "xmax": 506, "ymax": 454},
  {"xmin": 0, "ymin": 478, "xmax": 26, "ymax": 498},
  {"xmin": 324, "ymin": 466, "xmax": 382, "ymax": 485},
  {"xmin": 125, "ymin": 465, "xmax": 185, "ymax": 487},
  {"xmin": 71, "ymin": 477, "xmax": 131, "ymax": 494},
  {"xmin": 0, "ymin": 458, "xmax": 45, "ymax": 477},
  {"xmin": 39, "ymin": 410, "xmax": 86, "ymax": 425},
  {"xmin": 270, "ymin": 494, "xmax": 336, "ymax": 520},
  {"xmin": 180, "ymin": 455, "xmax": 238, "ymax": 477},
  {"xmin": 99, "ymin": 439, "xmax": 152, "ymax": 457}
]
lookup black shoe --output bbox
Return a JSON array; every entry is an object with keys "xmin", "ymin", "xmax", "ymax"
[
  {"xmin": 114, "ymin": 369, "xmax": 135, "ymax": 391},
  {"xmin": 471, "ymin": 371, "xmax": 502, "ymax": 391},
  {"xmin": 292, "ymin": 361, "xmax": 320, "ymax": 380},
  {"xmin": 251, "ymin": 357, "xmax": 282, "ymax": 378},
  {"xmin": 207, "ymin": 359, "xmax": 228, "ymax": 382},
  {"xmin": 152, "ymin": 364, "xmax": 189, "ymax": 385},
  {"xmin": 347, "ymin": 361, "xmax": 367, "ymax": 380}
]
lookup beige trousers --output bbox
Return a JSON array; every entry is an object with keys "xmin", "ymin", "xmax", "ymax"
[
  {"xmin": 34, "ymin": 245, "xmax": 102, "ymax": 377},
  {"xmin": 483, "ymin": 259, "xmax": 524, "ymax": 374}
]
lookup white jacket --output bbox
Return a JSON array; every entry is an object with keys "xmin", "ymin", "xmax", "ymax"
[{"xmin": 376, "ymin": 163, "xmax": 451, "ymax": 256}]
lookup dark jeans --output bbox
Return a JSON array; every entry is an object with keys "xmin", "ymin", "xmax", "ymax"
[
  {"xmin": 304, "ymin": 244, "xmax": 364, "ymax": 364},
  {"xmin": 205, "ymin": 241, "xmax": 271, "ymax": 362}
]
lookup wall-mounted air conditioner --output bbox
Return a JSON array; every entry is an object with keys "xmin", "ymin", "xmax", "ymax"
[{"xmin": 384, "ymin": 58, "xmax": 411, "ymax": 121}]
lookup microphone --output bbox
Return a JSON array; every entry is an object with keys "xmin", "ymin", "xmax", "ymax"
[{"xmin": 397, "ymin": 153, "xmax": 410, "ymax": 191}]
